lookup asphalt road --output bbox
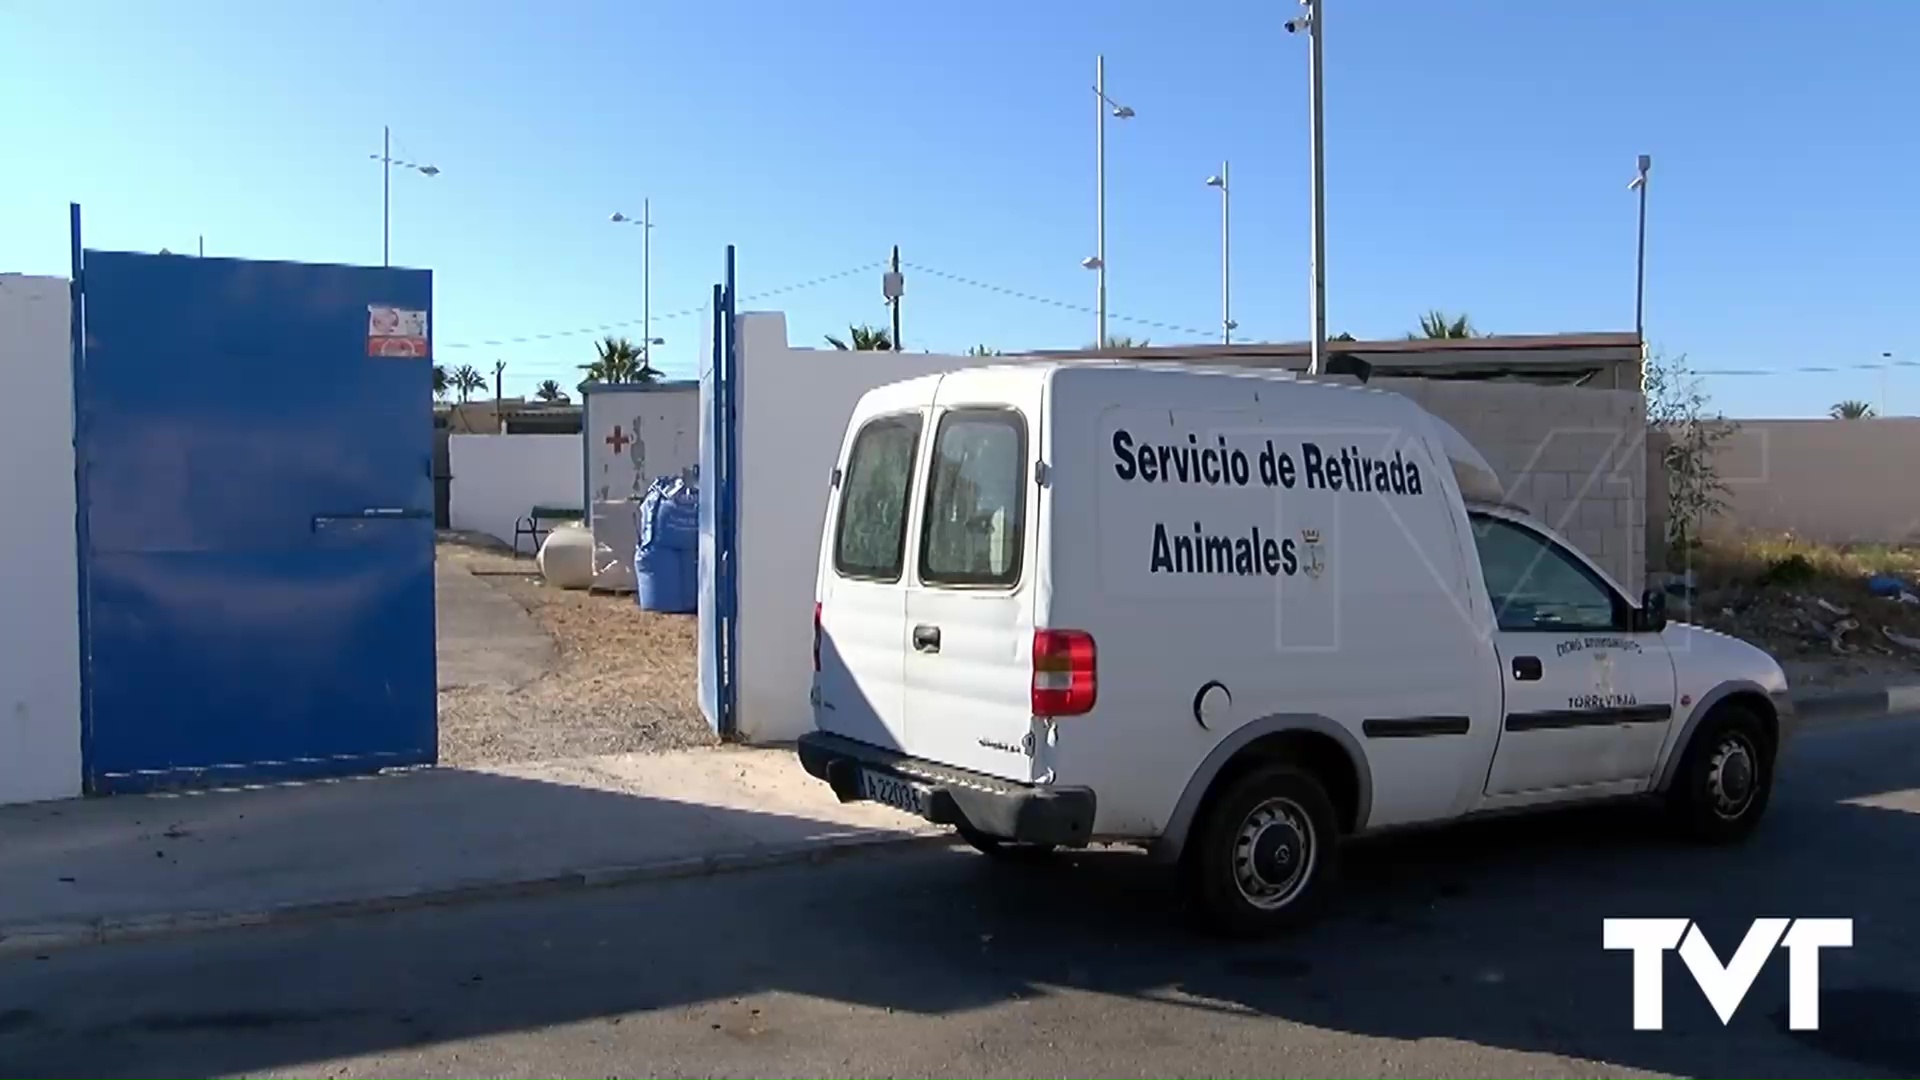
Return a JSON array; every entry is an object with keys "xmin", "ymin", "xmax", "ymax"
[{"xmin": 3, "ymin": 716, "xmax": 1919, "ymax": 1079}]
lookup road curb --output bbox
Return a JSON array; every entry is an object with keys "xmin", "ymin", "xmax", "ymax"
[
  {"xmin": 1792, "ymin": 684, "xmax": 1920, "ymax": 721},
  {"xmin": 0, "ymin": 828, "xmax": 953, "ymax": 959}
]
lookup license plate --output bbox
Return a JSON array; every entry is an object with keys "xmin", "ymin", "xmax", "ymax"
[{"xmin": 858, "ymin": 769, "xmax": 928, "ymax": 816}]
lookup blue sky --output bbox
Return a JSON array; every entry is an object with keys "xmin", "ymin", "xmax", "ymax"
[{"xmin": 3, "ymin": 0, "xmax": 1913, "ymax": 416}]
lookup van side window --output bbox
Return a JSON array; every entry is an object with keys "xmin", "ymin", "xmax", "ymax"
[
  {"xmin": 920, "ymin": 410, "xmax": 1026, "ymax": 587},
  {"xmin": 833, "ymin": 414, "xmax": 923, "ymax": 582},
  {"xmin": 1470, "ymin": 514, "xmax": 1623, "ymax": 632}
]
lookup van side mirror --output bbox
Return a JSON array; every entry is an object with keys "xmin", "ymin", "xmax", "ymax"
[{"xmin": 1633, "ymin": 588, "xmax": 1669, "ymax": 633}]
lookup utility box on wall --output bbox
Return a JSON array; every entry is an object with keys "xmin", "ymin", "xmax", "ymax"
[
  {"xmin": 581, "ymin": 381, "xmax": 700, "ymax": 525},
  {"xmin": 0, "ymin": 275, "xmax": 83, "ymax": 805}
]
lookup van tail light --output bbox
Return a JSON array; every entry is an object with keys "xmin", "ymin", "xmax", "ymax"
[
  {"xmin": 813, "ymin": 602, "xmax": 823, "ymax": 672},
  {"xmin": 1032, "ymin": 629, "xmax": 1097, "ymax": 717}
]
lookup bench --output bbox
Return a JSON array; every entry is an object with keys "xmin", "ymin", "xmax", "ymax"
[{"xmin": 513, "ymin": 504, "xmax": 584, "ymax": 556}]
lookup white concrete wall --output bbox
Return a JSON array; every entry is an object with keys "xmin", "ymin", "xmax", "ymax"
[
  {"xmin": 721, "ymin": 313, "xmax": 1649, "ymax": 745},
  {"xmin": 448, "ymin": 434, "xmax": 582, "ymax": 549},
  {"xmin": 0, "ymin": 275, "xmax": 83, "ymax": 804},
  {"xmin": 1701, "ymin": 418, "xmax": 1920, "ymax": 544},
  {"xmin": 583, "ymin": 384, "xmax": 699, "ymax": 522},
  {"xmin": 731, "ymin": 314, "xmax": 1018, "ymax": 743}
]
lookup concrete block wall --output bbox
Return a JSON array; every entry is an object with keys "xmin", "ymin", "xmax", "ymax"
[{"xmin": 1382, "ymin": 378, "xmax": 1647, "ymax": 593}]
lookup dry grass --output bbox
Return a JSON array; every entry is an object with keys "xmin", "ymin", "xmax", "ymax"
[
  {"xmin": 1683, "ymin": 531, "xmax": 1920, "ymax": 687},
  {"xmin": 436, "ymin": 535, "xmax": 714, "ymax": 765}
]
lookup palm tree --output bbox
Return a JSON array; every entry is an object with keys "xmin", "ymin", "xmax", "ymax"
[
  {"xmin": 1409, "ymin": 310, "xmax": 1478, "ymax": 339},
  {"xmin": 450, "ymin": 364, "xmax": 487, "ymax": 403},
  {"xmin": 432, "ymin": 364, "xmax": 450, "ymax": 400},
  {"xmin": 1087, "ymin": 335, "xmax": 1151, "ymax": 349},
  {"xmin": 966, "ymin": 345, "xmax": 1000, "ymax": 357},
  {"xmin": 535, "ymin": 379, "xmax": 569, "ymax": 404},
  {"xmin": 580, "ymin": 335, "xmax": 661, "ymax": 384},
  {"xmin": 825, "ymin": 325, "xmax": 893, "ymax": 351},
  {"xmin": 1831, "ymin": 400, "xmax": 1875, "ymax": 419}
]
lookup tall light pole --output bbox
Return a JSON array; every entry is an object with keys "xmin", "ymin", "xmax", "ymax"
[
  {"xmin": 1628, "ymin": 154, "xmax": 1651, "ymax": 347},
  {"xmin": 1206, "ymin": 164, "xmax": 1235, "ymax": 344},
  {"xmin": 1287, "ymin": 0, "xmax": 1328, "ymax": 373},
  {"xmin": 369, "ymin": 126, "xmax": 440, "ymax": 267},
  {"xmin": 610, "ymin": 202, "xmax": 664, "ymax": 365},
  {"xmin": 1083, "ymin": 55, "xmax": 1135, "ymax": 349}
]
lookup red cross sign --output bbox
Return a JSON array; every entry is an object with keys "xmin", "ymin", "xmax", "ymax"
[{"xmin": 606, "ymin": 425, "xmax": 631, "ymax": 454}]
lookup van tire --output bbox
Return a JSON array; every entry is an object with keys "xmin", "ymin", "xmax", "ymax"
[
  {"xmin": 1182, "ymin": 764, "xmax": 1340, "ymax": 937},
  {"xmin": 1666, "ymin": 702, "xmax": 1774, "ymax": 844},
  {"xmin": 956, "ymin": 823, "xmax": 1056, "ymax": 862}
]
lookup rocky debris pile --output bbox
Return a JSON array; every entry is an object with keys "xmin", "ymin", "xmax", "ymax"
[{"xmin": 1657, "ymin": 563, "xmax": 1920, "ymax": 668}]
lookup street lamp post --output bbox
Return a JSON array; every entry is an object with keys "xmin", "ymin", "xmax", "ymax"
[
  {"xmin": 1628, "ymin": 154, "xmax": 1651, "ymax": 347},
  {"xmin": 1206, "ymin": 163, "xmax": 1235, "ymax": 344},
  {"xmin": 1084, "ymin": 55, "xmax": 1135, "ymax": 349},
  {"xmin": 610, "ymin": 201, "xmax": 660, "ymax": 365},
  {"xmin": 1287, "ymin": 0, "xmax": 1327, "ymax": 373},
  {"xmin": 369, "ymin": 125, "xmax": 440, "ymax": 267}
]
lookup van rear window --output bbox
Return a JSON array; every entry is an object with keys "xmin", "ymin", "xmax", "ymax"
[
  {"xmin": 833, "ymin": 414, "xmax": 923, "ymax": 582},
  {"xmin": 920, "ymin": 409, "xmax": 1026, "ymax": 587}
]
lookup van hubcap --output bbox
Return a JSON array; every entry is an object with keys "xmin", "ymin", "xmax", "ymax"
[
  {"xmin": 1707, "ymin": 735, "xmax": 1758, "ymax": 819},
  {"xmin": 1232, "ymin": 797, "xmax": 1315, "ymax": 910}
]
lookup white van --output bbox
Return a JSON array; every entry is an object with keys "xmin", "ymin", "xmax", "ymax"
[{"xmin": 797, "ymin": 362, "xmax": 1794, "ymax": 935}]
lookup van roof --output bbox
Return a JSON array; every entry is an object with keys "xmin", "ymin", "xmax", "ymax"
[{"xmin": 909, "ymin": 360, "xmax": 1507, "ymax": 510}]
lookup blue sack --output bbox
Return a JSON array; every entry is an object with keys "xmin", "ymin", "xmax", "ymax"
[{"xmin": 635, "ymin": 477, "xmax": 700, "ymax": 613}]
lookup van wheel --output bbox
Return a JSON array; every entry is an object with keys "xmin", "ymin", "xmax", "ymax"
[
  {"xmin": 1667, "ymin": 703, "xmax": 1774, "ymax": 844},
  {"xmin": 1183, "ymin": 764, "xmax": 1339, "ymax": 937},
  {"xmin": 957, "ymin": 824, "xmax": 1056, "ymax": 862}
]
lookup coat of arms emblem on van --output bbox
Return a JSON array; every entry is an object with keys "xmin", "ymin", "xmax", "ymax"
[{"xmin": 1300, "ymin": 528, "xmax": 1326, "ymax": 578}]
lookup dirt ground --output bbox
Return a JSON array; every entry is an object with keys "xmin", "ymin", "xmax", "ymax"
[
  {"xmin": 435, "ymin": 532, "xmax": 714, "ymax": 766},
  {"xmin": 1680, "ymin": 532, "xmax": 1920, "ymax": 690}
]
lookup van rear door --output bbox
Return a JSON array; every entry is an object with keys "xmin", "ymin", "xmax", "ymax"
[
  {"xmin": 900, "ymin": 373, "xmax": 1043, "ymax": 782},
  {"xmin": 813, "ymin": 380, "xmax": 933, "ymax": 752}
]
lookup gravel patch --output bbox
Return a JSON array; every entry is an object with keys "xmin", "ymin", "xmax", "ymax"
[{"xmin": 435, "ymin": 537, "xmax": 715, "ymax": 766}]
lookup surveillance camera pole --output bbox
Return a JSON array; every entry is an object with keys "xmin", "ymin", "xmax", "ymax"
[{"xmin": 1304, "ymin": 0, "xmax": 1328, "ymax": 375}]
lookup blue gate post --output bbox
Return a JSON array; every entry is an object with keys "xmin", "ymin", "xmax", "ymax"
[
  {"xmin": 700, "ymin": 245, "xmax": 743, "ymax": 739},
  {"xmin": 719, "ymin": 246, "xmax": 739, "ymax": 735},
  {"xmin": 68, "ymin": 203, "xmax": 97, "ymax": 790}
]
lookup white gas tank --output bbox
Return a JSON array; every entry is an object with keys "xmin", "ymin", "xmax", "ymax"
[{"xmin": 537, "ymin": 523, "xmax": 596, "ymax": 590}]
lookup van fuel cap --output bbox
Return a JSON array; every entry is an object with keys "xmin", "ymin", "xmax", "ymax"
[{"xmin": 1193, "ymin": 681, "xmax": 1232, "ymax": 730}]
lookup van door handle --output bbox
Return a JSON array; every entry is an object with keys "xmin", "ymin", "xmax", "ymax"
[
  {"xmin": 912, "ymin": 624, "xmax": 942, "ymax": 653},
  {"xmin": 1512, "ymin": 656, "xmax": 1543, "ymax": 682}
]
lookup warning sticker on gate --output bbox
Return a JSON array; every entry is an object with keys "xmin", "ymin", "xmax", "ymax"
[{"xmin": 367, "ymin": 305, "xmax": 430, "ymax": 358}]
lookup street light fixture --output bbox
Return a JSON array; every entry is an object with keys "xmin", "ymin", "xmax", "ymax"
[
  {"xmin": 1206, "ymin": 164, "xmax": 1233, "ymax": 344},
  {"xmin": 610, "ymin": 201, "xmax": 657, "ymax": 363},
  {"xmin": 1085, "ymin": 55, "xmax": 1136, "ymax": 349},
  {"xmin": 368, "ymin": 125, "xmax": 439, "ymax": 267}
]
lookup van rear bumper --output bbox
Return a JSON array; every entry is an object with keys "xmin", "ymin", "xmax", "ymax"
[{"xmin": 796, "ymin": 731, "xmax": 1096, "ymax": 848}]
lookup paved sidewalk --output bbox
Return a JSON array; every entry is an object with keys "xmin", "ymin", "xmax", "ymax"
[
  {"xmin": 0, "ymin": 748, "xmax": 941, "ymax": 955},
  {"xmin": 435, "ymin": 560, "xmax": 556, "ymax": 693}
]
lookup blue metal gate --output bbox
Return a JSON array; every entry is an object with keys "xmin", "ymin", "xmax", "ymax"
[
  {"xmin": 73, "ymin": 213, "xmax": 438, "ymax": 793},
  {"xmin": 698, "ymin": 246, "xmax": 738, "ymax": 737}
]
